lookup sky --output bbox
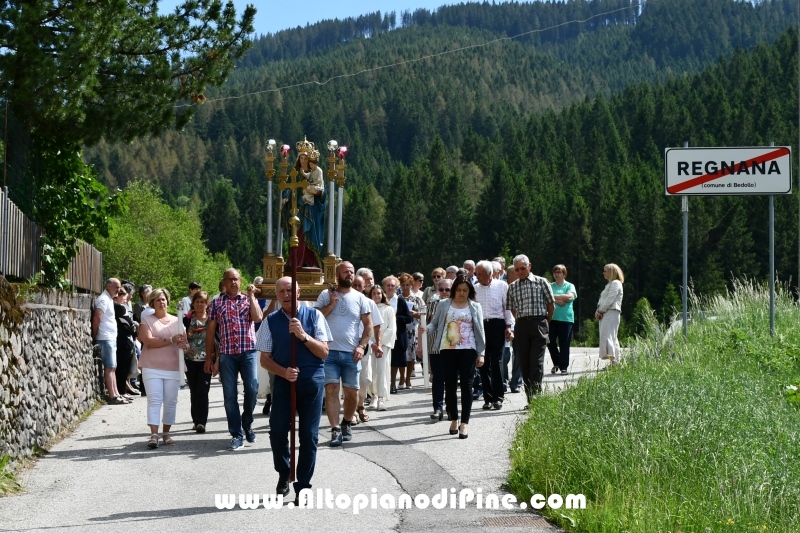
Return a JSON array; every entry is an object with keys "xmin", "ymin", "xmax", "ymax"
[{"xmin": 159, "ymin": 1, "xmax": 518, "ymax": 37}]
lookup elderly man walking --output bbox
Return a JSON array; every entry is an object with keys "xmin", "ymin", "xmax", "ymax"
[
  {"xmin": 506, "ymin": 255, "xmax": 554, "ymax": 400},
  {"xmin": 474, "ymin": 260, "xmax": 514, "ymax": 410},
  {"xmin": 205, "ymin": 268, "xmax": 263, "ymax": 450},
  {"xmin": 256, "ymin": 277, "xmax": 332, "ymax": 498},
  {"xmin": 93, "ymin": 278, "xmax": 127, "ymax": 404}
]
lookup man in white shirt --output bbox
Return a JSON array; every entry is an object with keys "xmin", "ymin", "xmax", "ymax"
[
  {"xmin": 92, "ymin": 278, "xmax": 124, "ymax": 403},
  {"xmin": 315, "ymin": 262, "xmax": 374, "ymax": 447},
  {"xmin": 474, "ymin": 261, "xmax": 514, "ymax": 410}
]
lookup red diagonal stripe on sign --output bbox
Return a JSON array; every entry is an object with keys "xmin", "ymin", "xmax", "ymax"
[{"xmin": 667, "ymin": 147, "xmax": 790, "ymax": 194}]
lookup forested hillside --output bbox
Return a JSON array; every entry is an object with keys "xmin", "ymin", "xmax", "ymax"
[{"xmin": 84, "ymin": 0, "xmax": 799, "ymax": 327}]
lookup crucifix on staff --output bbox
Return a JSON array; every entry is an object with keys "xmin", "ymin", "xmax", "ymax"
[{"xmin": 277, "ymin": 139, "xmax": 318, "ymax": 483}]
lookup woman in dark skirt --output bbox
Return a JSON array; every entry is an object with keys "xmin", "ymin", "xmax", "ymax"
[{"xmin": 383, "ymin": 275, "xmax": 412, "ymax": 393}]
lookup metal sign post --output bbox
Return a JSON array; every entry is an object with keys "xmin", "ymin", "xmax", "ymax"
[{"xmin": 769, "ymin": 141, "xmax": 775, "ymax": 338}]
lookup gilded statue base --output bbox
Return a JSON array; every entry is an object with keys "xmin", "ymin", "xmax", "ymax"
[{"xmin": 260, "ymin": 253, "xmax": 340, "ymax": 301}]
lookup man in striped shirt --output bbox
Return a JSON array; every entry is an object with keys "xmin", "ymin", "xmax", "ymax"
[
  {"xmin": 474, "ymin": 260, "xmax": 514, "ymax": 410},
  {"xmin": 506, "ymin": 255, "xmax": 554, "ymax": 400}
]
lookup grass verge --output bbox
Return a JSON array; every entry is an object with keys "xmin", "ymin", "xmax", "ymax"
[{"xmin": 508, "ymin": 279, "xmax": 800, "ymax": 532}]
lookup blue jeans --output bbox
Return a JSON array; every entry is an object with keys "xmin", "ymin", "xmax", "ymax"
[
  {"xmin": 270, "ymin": 375, "xmax": 324, "ymax": 493},
  {"xmin": 219, "ymin": 350, "xmax": 259, "ymax": 439},
  {"xmin": 97, "ymin": 339, "xmax": 117, "ymax": 368},
  {"xmin": 323, "ymin": 349, "xmax": 360, "ymax": 389}
]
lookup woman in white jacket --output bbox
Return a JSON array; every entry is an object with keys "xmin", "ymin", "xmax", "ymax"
[
  {"xmin": 366, "ymin": 285, "xmax": 396, "ymax": 412},
  {"xmin": 595, "ymin": 264, "xmax": 624, "ymax": 362}
]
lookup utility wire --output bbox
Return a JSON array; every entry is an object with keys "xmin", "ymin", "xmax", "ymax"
[{"xmin": 176, "ymin": 2, "xmax": 642, "ymax": 108}]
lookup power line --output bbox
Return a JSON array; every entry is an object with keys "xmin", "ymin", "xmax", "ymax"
[{"xmin": 176, "ymin": 2, "xmax": 642, "ymax": 108}]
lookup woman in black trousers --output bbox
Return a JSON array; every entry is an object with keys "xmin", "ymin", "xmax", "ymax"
[{"xmin": 427, "ymin": 277, "xmax": 486, "ymax": 439}]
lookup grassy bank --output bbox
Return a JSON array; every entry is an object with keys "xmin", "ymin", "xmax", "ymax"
[{"xmin": 508, "ymin": 280, "xmax": 800, "ymax": 532}]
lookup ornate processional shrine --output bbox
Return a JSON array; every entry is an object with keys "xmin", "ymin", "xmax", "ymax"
[{"xmin": 259, "ymin": 137, "xmax": 348, "ymax": 300}]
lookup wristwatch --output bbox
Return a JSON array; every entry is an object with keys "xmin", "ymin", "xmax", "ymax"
[{"xmin": 301, "ymin": 334, "xmax": 310, "ymax": 343}]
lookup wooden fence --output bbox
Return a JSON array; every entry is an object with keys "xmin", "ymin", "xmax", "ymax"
[{"xmin": 0, "ymin": 186, "xmax": 103, "ymax": 293}]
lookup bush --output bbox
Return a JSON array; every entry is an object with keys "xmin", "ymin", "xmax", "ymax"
[
  {"xmin": 95, "ymin": 181, "xmax": 247, "ymax": 305},
  {"xmin": 573, "ymin": 318, "xmax": 598, "ymax": 347}
]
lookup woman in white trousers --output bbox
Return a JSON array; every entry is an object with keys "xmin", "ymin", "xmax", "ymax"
[
  {"xmin": 364, "ymin": 285, "xmax": 396, "ymax": 412},
  {"xmin": 595, "ymin": 264, "xmax": 624, "ymax": 362}
]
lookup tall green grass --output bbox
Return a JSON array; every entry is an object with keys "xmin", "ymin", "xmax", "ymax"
[{"xmin": 508, "ymin": 279, "xmax": 800, "ymax": 532}]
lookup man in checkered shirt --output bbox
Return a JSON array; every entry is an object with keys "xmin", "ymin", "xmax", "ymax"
[
  {"xmin": 205, "ymin": 268, "xmax": 264, "ymax": 451},
  {"xmin": 506, "ymin": 254, "xmax": 554, "ymax": 400}
]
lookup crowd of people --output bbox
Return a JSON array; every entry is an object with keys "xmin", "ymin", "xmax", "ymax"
[{"xmin": 90, "ymin": 256, "xmax": 625, "ymax": 497}]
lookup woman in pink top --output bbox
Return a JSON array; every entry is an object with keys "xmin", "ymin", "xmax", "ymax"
[{"xmin": 138, "ymin": 288, "xmax": 188, "ymax": 449}]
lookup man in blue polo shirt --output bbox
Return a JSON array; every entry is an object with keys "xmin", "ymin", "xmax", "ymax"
[{"xmin": 256, "ymin": 277, "xmax": 332, "ymax": 498}]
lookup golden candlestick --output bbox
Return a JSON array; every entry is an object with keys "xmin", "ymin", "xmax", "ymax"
[
  {"xmin": 336, "ymin": 158, "xmax": 347, "ymax": 188},
  {"xmin": 265, "ymin": 150, "xmax": 275, "ymax": 182}
]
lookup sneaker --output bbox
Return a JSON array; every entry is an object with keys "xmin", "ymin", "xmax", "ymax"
[
  {"xmin": 329, "ymin": 427, "xmax": 343, "ymax": 447},
  {"xmin": 341, "ymin": 421, "xmax": 353, "ymax": 442},
  {"xmin": 472, "ymin": 389, "xmax": 483, "ymax": 400},
  {"xmin": 376, "ymin": 398, "xmax": 386, "ymax": 411},
  {"xmin": 228, "ymin": 437, "xmax": 244, "ymax": 451},
  {"xmin": 551, "ymin": 366, "xmax": 558, "ymax": 374},
  {"xmin": 364, "ymin": 395, "xmax": 372, "ymax": 407},
  {"xmin": 492, "ymin": 401, "xmax": 503, "ymax": 410},
  {"xmin": 561, "ymin": 369, "xmax": 568, "ymax": 375},
  {"xmin": 245, "ymin": 428, "xmax": 256, "ymax": 443},
  {"xmin": 196, "ymin": 424, "xmax": 206, "ymax": 434},
  {"xmin": 482, "ymin": 402, "xmax": 492, "ymax": 410}
]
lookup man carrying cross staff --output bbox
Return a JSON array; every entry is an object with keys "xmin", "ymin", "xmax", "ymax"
[
  {"xmin": 255, "ymin": 139, "xmax": 332, "ymax": 498},
  {"xmin": 256, "ymin": 276, "xmax": 331, "ymax": 498}
]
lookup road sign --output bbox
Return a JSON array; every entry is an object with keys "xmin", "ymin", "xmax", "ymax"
[{"xmin": 665, "ymin": 146, "xmax": 792, "ymax": 195}]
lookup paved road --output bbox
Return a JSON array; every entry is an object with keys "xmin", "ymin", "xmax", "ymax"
[{"xmin": 0, "ymin": 348, "xmax": 606, "ymax": 532}]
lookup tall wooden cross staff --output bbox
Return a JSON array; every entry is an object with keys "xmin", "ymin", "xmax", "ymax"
[{"xmin": 277, "ymin": 157, "xmax": 308, "ymax": 483}]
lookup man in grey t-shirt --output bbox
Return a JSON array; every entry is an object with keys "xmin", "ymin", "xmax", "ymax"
[{"xmin": 315, "ymin": 261, "xmax": 373, "ymax": 447}]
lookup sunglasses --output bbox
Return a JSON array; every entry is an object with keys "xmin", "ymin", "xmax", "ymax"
[
  {"xmin": 438, "ymin": 288, "xmax": 451, "ymax": 292},
  {"xmin": 433, "ymin": 275, "xmax": 442, "ymax": 278}
]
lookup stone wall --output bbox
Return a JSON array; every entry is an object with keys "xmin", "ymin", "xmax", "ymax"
[{"xmin": 0, "ymin": 277, "xmax": 99, "ymax": 460}]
